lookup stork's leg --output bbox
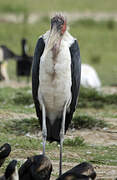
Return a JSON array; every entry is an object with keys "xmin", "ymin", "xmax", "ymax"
[
  {"xmin": 42, "ymin": 103, "xmax": 47, "ymax": 155},
  {"xmin": 59, "ymin": 103, "xmax": 67, "ymax": 176}
]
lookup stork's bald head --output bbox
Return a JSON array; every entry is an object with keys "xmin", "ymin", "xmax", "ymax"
[{"xmin": 51, "ymin": 14, "xmax": 67, "ymax": 36}]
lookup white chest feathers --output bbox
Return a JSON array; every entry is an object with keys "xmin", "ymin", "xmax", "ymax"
[{"xmin": 38, "ymin": 37, "xmax": 73, "ymax": 122}]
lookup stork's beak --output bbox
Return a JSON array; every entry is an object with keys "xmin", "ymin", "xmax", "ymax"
[
  {"xmin": 46, "ymin": 24, "xmax": 61, "ymax": 50},
  {"xmin": 50, "ymin": 24, "xmax": 58, "ymax": 37}
]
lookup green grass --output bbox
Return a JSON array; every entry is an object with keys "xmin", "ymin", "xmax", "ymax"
[
  {"xmin": 64, "ymin": 136, "xmax": 85, "ymax": 147},
  {"xmin": 0, "ymin": 86, "xmax": 117, "ymax": 115},
  {"xmin": 79, "ymin": 87, "xmax": 117, "ymax": 108},
  {"xmin": 1, "ymin": 86, "xmax": 117, "ymax": 115},
  {"xmin": 12, "ymin": 91, "xmax": 33, "ymax": 105},
  {"xmin": 72, "ymin": 114, "xmax": 108, "ymax": 129},
  {"xmin": 0, "ymin": 0, "xmax": 117, "ymax": 13},
  {"xmin": 70, "ymin": 21, "xmax": 117, "ymax": 86},
  {"xmin": 0, "ymin": 87, "xmax": 34, "ymax": 113},
  {"xmin": 0, "ymin": 117, "xmax": 39, "ymax": 135},
  {"xmin": 0, "ymin": 87, "xmax": 117, "ymax": 177}
]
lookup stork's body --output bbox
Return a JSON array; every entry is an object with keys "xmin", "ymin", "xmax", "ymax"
[
  {"xmin": 32, "ymin": 14, "xmax": 81, "ymax": 176},
  {"xmin": 39, "ymin": 30, "xmax": 73, "ymax": 127}
]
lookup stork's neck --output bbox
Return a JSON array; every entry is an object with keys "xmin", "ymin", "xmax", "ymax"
[{"xmin": 51, "ymin": 39, "xmax": 61, "ymax": 60}]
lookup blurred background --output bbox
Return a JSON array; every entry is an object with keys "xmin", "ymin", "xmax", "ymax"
[{"xmin": 0, "ymin": 0, "xmax": 117, "ymax": 86}]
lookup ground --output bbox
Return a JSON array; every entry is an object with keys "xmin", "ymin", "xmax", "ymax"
[{"xmin": 0, "ymin": 81, "xmax": 117, "ymax": 179}]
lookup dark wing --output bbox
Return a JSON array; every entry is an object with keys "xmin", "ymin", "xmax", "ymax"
[
  {"xmin": 0, "ymin": 143, "xmax": 11, "ymax": 167},
  {"xmin": 0, "ymin": 45, "xmax": 15, "ymax": 60},
  {"xmin": 32, "ymin": 37, "xmax": 45, "ymax": 126},
  {"xmin": 65, "ymin": 39, "xmax": 81, "ymax": 131},
  {"xmin": 18, "ymin": 157, "xmax": 33, "ymax": 179},
  {"xmin": 5, "ymin": 160, "xmax": 17, "ymax": 179}
]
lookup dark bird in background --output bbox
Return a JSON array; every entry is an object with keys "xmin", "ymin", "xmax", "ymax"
[
  {"xmin": 56, "ymin": 162, "xmax": 96, "ymax": 180},
  {"xmin": 19, "ymin": 155, "xmax": 52, "ymax": 180},
  {"xmin": 0, "ymin": 45, "xmax": 15, "ymax": 81},
  {"xmin": 16, "ymin": 38, "xmax": 33, "ymax": 82},
  {"xmin": 0, "ymin": 38, "xmax": 33, "ymax": 82},
  {"xmin": 0, "ymin": 143, "xmax": 11, "ymax": 167},
  {"xmin": 0, "ymin": 160, "xmax": 18, "ymax": 180},
  {"xmin": 32, "ymin": 14, "xmax": 81, "ymax": 176}
]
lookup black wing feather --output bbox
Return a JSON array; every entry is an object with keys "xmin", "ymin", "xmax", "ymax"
[
  {"xmin": 0, "ymin": 45, "xmax": 15, "ymax": 60},
  {"xmin": 65, "ymin": 39, "xmax": 81, "ymax": 132},
  {"xmin": 32, "ymin": 37, "xmax": 45, "ymax": 127}
]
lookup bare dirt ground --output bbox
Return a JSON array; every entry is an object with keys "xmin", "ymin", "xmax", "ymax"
[
  {"xmin": 0, "ymin": 80, "xmax": 31, "ymax": 88},
  {"xmin": 1, "ymin": 81, "xmax": 117, "ymax": 179}
]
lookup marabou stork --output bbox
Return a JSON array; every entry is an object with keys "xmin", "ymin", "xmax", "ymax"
[{"xmin": 32, "ymin": 14, "xmax": 81, "ymax": 176}]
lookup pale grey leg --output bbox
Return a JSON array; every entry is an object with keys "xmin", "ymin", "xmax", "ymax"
[
  {"xmin": 42, "ymin": 103, "xmax": 47, "ymax": 155},
  {"xmin": 59, "ymin": 104, "xmax": 67, "ymax": 176}
]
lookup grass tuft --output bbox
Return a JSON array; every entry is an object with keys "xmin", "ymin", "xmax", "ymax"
[
  {"xmin": 72, "ymin": 114, "xmax": 108, "ymax": 129},
  {"xmin": 64, "ymin": 136, "xmax": 85, "ymax": 147},
  {"xmin": 107, "ymin": 19, "xmax": 115, "ymax": 30},
  {"xmin": 90, "ymin": 54, "xmax": 101, "ymax": 64},
  {"xmin": 79, "ymin": 87, "xmax": 117, "ymax": 108},
  {"xmin": 0, "ymin": 117, "xmax": 40, "ymax": 135},
  {"xmin": 12, "ymin": 91, "xmax": 33, "ymax": 105}
]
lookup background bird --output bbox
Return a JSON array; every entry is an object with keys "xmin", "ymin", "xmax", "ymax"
[
  {"xmin": 16, "ymin": 38, "xmax": 33, "ymax": 82},
  {"xmin": 56, "ymin": 162, "xmax": 96, "ymax": 180},
  {"xmin": 0, "ymin": 143, "xmax": 11, "ymax": 167},
  {"xmin": 81, "ymin": 64, "xmax": 101, "ymax": 90},
  {"xmin": 19, "ymin": 155, "xmax": 52, "ymax": 180},
  {"xmin": 0, "ymin": 45, "xmax": 15, "ymax": 81},
  {"xmin": 0, "ymin": 160, "xmax": 18, "ymax": 180},
  {"xmin": 32, "ymin": 14, "xmax": 81, "ymax": 176},
  {"xmin": 0, "ymin": 39, "xmax": 33, "ymax": 82},
  {"xmin": 0, "ymin": 143, "xmax": 52, "ymax": 180}
]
